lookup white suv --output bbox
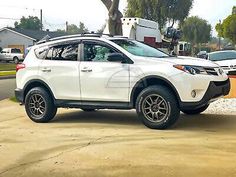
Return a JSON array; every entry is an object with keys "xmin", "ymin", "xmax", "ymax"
[{"xmin": 15, "ymin": 34, "xmax": 230, "ymax": 129}]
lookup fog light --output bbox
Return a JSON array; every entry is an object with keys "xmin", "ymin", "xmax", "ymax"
[{"xmin": 191, "ymin": 90, "xmax": 196, "ymax": 98}]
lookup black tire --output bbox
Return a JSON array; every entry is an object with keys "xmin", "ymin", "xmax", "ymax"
[
  {"xmin": 13, "ymin": 57, "xmax": 19, "ymax": 64},
  {"xmin": 25, "ymin": 87, "xmax": 57, "ymax": 123},
  {"xmin": 81, "ymin": 109, "xmax": 96, "ymax": 112},
  {"xmin": 136, "ymin": 85, "xmax": 180, "ymax": 129},
  {"xmin": 181, "ymin": 104, "xmax": 209, "ymax": 115}
]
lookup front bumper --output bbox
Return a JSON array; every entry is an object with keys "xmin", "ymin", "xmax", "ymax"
[
  {"xmin": 180, "ymin": 78, "xmax": 230, "ymax": 110},
  {"xmin": 15, "ymin": 88, "xmax": 24, "ymax": 103}
]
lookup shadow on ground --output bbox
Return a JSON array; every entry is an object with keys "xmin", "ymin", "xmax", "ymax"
[{"xmin": 51, "ymin": 110, "xmax": 236, "ymax": 130}]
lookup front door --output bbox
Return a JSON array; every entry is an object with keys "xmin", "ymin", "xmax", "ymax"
[{"xmin": 79, "ymin": 41, "xmax": 130, "ymax": 102}]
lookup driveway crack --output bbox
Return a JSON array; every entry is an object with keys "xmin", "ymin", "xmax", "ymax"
[{"xmin": 0, "ymin": 136, "xmax": 109, "ymax": 176}]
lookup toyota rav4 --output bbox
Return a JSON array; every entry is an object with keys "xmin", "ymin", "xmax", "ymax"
[{"xmin": 15, "ymin": 34, "xmax": 230, "ymax": 129}]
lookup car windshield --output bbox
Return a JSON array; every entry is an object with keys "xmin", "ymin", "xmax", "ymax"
[
  {"xmin": 112, "ymin": 39, "xmax": 169, "ymax": 58},
  {"xmin": 209, "ymin": 51, "xmax": 236, "ymax": 61}
]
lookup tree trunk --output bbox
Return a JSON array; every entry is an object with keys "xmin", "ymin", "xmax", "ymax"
[{"xmin": 101, "ymin": 0, "xmax": 123, "ymax": 36}]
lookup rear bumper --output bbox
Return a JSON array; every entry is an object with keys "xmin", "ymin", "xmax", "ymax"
[
  {"xmin": 15, "ymin": 88, "xmax": 24, "ymax": 103},
  {"xmin": 180, "ymin": 79, "xmax": 230, "ymax": 110}
]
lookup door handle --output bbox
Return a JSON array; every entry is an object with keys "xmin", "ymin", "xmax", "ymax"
[
  {"xmin": 41, "ymin": 68, "xmax": 51, "ymax": 72},
  {"xmin": 81, "ymin": 67, "xmax": 92, "ymax": 72}
]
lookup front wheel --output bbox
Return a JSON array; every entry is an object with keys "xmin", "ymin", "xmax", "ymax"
[
  {"xmin": 181, "ymin": 104, "xmax": 209, "ymax": 115},
  {"xmin": 25, "ymin": 87, "xmax": 57, "ymax": 123},
  {"xmin": 136, "ymin": 86, "xmax": 180, "ymax": 129}
]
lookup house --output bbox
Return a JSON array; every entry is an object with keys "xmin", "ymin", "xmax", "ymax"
[{"xmin": 0, "ymin": 27, "xmax": 64, "ymax": 54}]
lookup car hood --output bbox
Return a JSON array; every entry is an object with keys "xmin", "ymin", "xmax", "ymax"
[{"xmin": 134, "ymin": 56, "xmax": 219, "ymax": 67}]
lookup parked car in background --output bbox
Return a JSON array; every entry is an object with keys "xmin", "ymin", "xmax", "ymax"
[
  {"xmin": 197, "ymin": 51, "xmax": 208, "ymax": 59},
  {"xmin": 208, "ymin": 50, "xmax": 236, "ymax": 75},
  {"xmin": 0, "ymin": 48, "xmax": 24, "ymax": 63}
]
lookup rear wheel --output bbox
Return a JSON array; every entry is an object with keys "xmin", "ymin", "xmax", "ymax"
[
  {"xmin": 13, "ymin": 57, "xmax": 19, "ymax": 64},
  {"xmin": 25, "ymin": 87, "xmax": 57, "ymax": 123},
  {"xmin": 136, "ymin": 86, "xmax": 180, "ymax": 129},
  {"xmin": 181, "ymin": 104, "xmax": 209, "ymax": 115}
]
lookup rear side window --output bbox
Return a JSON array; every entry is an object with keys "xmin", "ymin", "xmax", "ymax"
[
  {"xmin": 46, "ymin": 43, "xmax": 79, "ymax": 61},
  {"xmin": 11, "ymin": 48, "xmax": 21, "ymax": 53},
  {"xmin": 35, "ymin": 46, "xmax": 49, "ymax": 59}
]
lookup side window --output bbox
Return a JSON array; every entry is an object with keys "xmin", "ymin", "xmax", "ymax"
[
  {"xmin": 35, "ymin": 46, "xmax": 49, "ymax": 59},
  {"xmin": 11, "ymin": 48, "xmax": 21, "ymax": 53},
  {"xmin": 45, "ymin": 48, "xmax": 53, "ymax": 60},
  {"xmin": 83, "ymin": 42, "xmax": 116, "ymax": 62},
  {"xmin": 179, "ymin": 44, "xmax": 183, "ymax": 51},
  {"xmin": 46, "ymin": 43, "xmax": 79, "ymax": 61}
]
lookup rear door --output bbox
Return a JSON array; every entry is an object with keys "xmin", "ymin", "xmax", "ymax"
[{"xmin": 39, "ymin": 41, "xmax": 81, "ymax": 100}]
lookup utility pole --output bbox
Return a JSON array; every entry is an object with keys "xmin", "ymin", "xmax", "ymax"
[
  {"xmin": 66, "ymin": 21, "xmax": 68, "ymax": 32},
  {"xmin": 40, "ymin": 9, "xmax": 43, "ymax": 31},
  {"xmin": 219, "ymin": 19, "xmax": 221, "ymax": 50}
]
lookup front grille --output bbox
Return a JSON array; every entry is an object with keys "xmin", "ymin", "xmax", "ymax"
[
  {"xmin": 228, "ymin": 70, "xmax": 236, "ymax": 75},
  {"xmin": 203, "ymin": 67, "xmax": 218, "ymax": 76}
]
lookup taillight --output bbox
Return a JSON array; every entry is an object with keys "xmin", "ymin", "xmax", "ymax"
[{"xmin": 16, "ymin": 63, "xmax": 25, "ymax": 72}]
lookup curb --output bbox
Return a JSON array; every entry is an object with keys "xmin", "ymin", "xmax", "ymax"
[{"xmin": 0, "ymin": 75, "xmax": 16, "ymax": 80}]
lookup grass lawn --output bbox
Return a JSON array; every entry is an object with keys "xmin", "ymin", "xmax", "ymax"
[
  {"xmin": 0, "ymin": 63, "xmax": 16, "ymax": 71},
  {"xmin": 0, "ymin": 71, "xmax": 16, "ymax": 76},
  {"xmin": 10, "ymin": 97, "xmax": 18, "ymax": 102}
]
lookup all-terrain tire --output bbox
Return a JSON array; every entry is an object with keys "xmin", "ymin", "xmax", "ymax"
[
  {"xmin": 136, "ymin": 85, "xmax": 180, "ymax": 129},
  {"xmin": 25, "ymin": 87, "xmax": 57, "ymax": 123}
]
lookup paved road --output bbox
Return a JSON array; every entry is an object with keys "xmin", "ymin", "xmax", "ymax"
[{"xmin": 0, "ymin": 79, "xmax": 16, "ymax": 100}]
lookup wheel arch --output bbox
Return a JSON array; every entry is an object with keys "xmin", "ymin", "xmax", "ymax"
[
  {"xmin": 130, "ymin": 75, "xmax": 181, "ymax": 107},
  {"xmin": 22, "ymin": 79, "xmax": 55, "ymax": 103}
]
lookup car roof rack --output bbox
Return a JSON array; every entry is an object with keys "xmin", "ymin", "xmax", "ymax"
[{"xmin": 36, "ymin": 32, "xmax": 113, "ymax": 45}]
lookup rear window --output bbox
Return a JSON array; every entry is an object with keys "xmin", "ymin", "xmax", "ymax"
[{"xmin": 11, "ymin": 48, "xmax": 21, "ymax": 53}]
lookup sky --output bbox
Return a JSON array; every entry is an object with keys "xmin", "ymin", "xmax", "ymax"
[{"xmin": 0, "ymin": 0, "xmax": 235, "ymax": 36}]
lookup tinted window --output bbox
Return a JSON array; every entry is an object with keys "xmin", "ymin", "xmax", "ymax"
[
  {"xmin": 35, "ymin": 46, "xmax": 49, "ymax": 59},
  {"xmin": 179, "ymin": 44, "xmax": 183, "ymax": 51},
  {"xmin": 11, "ymin": 48, "xmax": 21, "ymax": 53},
  {"xmin": 83, "ymin": 43, "xmax": 116, "ymax": 62},
  {"xmin": 46, "ymin": 43, "xmax": 78, "ymax": 61},
  {"xmin": 209, "ymin": 51, "xmax": 236, "ymax": 61}
]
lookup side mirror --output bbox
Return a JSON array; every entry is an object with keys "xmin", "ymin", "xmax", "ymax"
[{"xmin": 107, "ymin": 53, "xmax": 126, "ymax": 63}]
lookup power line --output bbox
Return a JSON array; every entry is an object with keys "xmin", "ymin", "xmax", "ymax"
[
  {"xmin": 0, "ymin": 5, "xmax": 40, "ymax": 11},
  {"xmin": 0, "ymin": 17, "xmax": 20, "ymax": 20}
]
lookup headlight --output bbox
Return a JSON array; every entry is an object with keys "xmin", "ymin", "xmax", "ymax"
[{"xmin": 173, "ymin": 65, "xmax": 207, "ymax": 75}]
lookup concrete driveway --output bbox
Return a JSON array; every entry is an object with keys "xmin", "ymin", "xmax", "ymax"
[{"xmin": 0, "ymin": 99, "xmax": 236, "ymax": 177}]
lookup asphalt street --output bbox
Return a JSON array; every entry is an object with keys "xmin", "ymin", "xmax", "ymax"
[{"xmin": 0, "ymin": 79, "xmax": 16, "ymax": 101}]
